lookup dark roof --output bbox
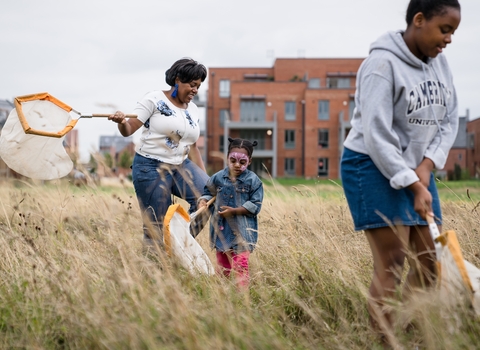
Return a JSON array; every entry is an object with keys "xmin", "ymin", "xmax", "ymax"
[
  {"xmin": 452, "ymin": 116, "xmax": 467, "ymax": 148},
  {"xmin": 0, "ymin": 99, "xmax": 14, "ymax": 128}
]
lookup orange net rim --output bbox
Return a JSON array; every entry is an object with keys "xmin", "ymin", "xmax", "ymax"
[
  {"xmin": 163, "ymin": 204, "xmax": 190, "ymax": 257},
  {"xmin": 14, "ymin": 92, "xmax": 79, "ymax": 138},
  {"xmin": 437, "ymin": 229, "xmax": 474, "ymax": 295}
]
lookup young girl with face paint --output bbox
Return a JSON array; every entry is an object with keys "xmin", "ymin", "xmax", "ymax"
[{"xmin": 198, "ymin": 137, "xmax": 264, "ymax": 289}]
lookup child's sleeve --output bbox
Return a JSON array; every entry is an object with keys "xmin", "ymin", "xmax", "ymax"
[{"xmin": 242, "ymin": 177, "xmax": 263, "ymax": 216}]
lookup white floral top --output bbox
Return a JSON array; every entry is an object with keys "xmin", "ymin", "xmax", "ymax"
[{"xmin": 133, "ymin": 90, "xmax": 200, "ymax": 164}]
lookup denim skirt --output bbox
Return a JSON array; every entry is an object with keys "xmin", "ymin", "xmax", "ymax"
[{"xmin": 340, "ymin": 148, "xmax": 442, "ymax": 231}]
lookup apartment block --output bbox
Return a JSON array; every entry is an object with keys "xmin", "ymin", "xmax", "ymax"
[
  {"xmin": 467, "ymin": 117, "xmax": 480, "ymax": 178},
  {"xmin": 206, "ymin": 58, "xmax": 364, "ymax": 178}
]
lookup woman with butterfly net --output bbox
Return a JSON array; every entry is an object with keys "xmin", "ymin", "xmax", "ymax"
[{"xmin": 109, "ymin": 58, "xmax": 209, "ymax": 250}]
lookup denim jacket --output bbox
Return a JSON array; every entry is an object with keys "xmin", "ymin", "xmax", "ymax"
[{"xmin": 199, "ymin": 167, "xmax": 263, "ymax": 253}]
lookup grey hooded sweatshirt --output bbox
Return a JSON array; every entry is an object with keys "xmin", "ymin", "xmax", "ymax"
[{"xmin": 343, "ymin": 30, "xmax": 458, "ymax": 189}]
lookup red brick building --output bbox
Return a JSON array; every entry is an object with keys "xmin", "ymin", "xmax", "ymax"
[
  {"xmin": 443, "ymin": 114, "xmax": 468, "ymax": 179},
  {"xmin": 442, "ymin": 112, "xmax": 480, "ymax": 180},
  {"xmin": 467, "ymin": 116, "xmax": 480, "ymax": 178},
  {"xmin": 206, "ymin": 58, "xmax": 364, "ymax": 178}
]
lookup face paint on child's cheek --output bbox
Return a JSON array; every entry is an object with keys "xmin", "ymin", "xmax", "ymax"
[{"xmin": 228, "ymin": 152, "xmax": 249, "ymax": 172}]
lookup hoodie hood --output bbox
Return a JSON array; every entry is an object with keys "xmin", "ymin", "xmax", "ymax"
[{"xmin": 370, "ymin": 30, "xmax": 427, "ymax": 68}]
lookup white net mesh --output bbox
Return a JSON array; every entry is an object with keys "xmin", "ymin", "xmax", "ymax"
[
  {"xmin": 464, "ymin": 259, "xmax": 480, "ymax": 314},
  {"xmin": 165, "ymin": 205, "xmax": 215, "ymax": 276},
  {"xmin": 0, "ymin": 100, "xmax": 74, "ymax": 180},
  {"xmin": 438, "ymin": 231, "xmax": 480, "ymax": 315}
]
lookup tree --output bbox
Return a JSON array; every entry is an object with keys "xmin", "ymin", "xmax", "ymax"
[
  {"xmin": 118, "ymin": 151, "xmax": 132, "ymax": 169},
  {"xmin": 454, "ymin": 163, "xmax": 462, "ymax": 181},
  {"xmin": 88, "ymin": 154, "xmax": 97, "ymax": 173},
  {"xmin": 103, "ymin": 152, "xmax": 113, "ymax": 168}
]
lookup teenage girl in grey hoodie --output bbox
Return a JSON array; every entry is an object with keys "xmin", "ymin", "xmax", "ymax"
[{"xmin": 340, "ymin": 0, "xmax": 461, "ymax": 341}]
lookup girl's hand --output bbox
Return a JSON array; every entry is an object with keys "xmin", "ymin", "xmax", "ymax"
[
  {"xmin": 415, "ymin": 158, "xmax": 434, "ymax": 188},
  {"xmin": 198, "ymin": 199, "xmax": 208, "ymax": 208},
  {"xmin": 218, "ymin": 206, "xmax": 249, "ymax": 218},
  {"xmin": 218, "ymin": 206, "xmax": 236, "ymax": 218},
  {"xmin": 408, "ymin": 181, "xmax": 433, "ymax": 219}
]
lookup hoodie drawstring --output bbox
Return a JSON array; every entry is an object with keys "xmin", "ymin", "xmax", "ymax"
[{"xmin": 422, "ymin": 62, "xmax": 443, "ymax": 154}]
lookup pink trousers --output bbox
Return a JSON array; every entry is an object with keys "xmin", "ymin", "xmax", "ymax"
[{"xmin": 216, "ymin": 250, "xmax": 250, "ymax": 289}]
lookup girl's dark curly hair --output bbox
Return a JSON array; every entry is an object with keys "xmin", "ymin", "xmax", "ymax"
[
  {"xmin": 406, "ymin": 0, "xmax": 460, "ymax": 25},
  {"xmin": 227, "ymin": 137, "xmax": 258, "ymax": 158},
  {"xmin": 165, "ymin": 58, "xmax": 207, "ymax": 86}
]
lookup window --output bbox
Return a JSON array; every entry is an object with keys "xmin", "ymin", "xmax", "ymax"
[
  {"xmin": 219, "ymin": 135, "xmax": 225, "ymax": 152},
  {"xmin": 219, "ymin": 80, "xmax": 230, "ymax": 98},
  {"xmin": 285, "ymin": 130, "xmax": 295, "ymax": 149},
  {"xmin": 308, "ymin": 78, "xmax": 321, "ymax": 89},
  {"xmin": 284, "ymin": 101, "xmax": 296, "ymax": 121},
  {"xmin": 318, "ymin": 100, "xmax": 330, "ymax": 120},
  {"xmin": 219, "ymin": 109, "xmax": 229, "ymax": 127},
  {"xmin": 318, "ymin": 129, "xmax": 329, "ymax": 149},
  {"xmin": 250, "ymin": 158, "xmax": 264, "ymax": 174},
  {"xmin": 240, "ymin": 100, "xmax": 265, "ymax": 122},
  {"xmin": 468, "ymin": 134, "xmax": 475, "ymax": 149},
  {"xmin": 244, "ymin": 73, "xmax": 269, "ymax": 81},
  {"xmin": 349, "ymin": 99, "xmax": 356, "ymax": 120},
  {"xmin": 285, "ymin": 158, "xmax": 295, "ymax": 176},
  {"xmin": 327, "ymin": 77, "xmax": 350, "ymax": 88},
  {"xmin": 318, "ymin": 158, "xmax": 329, "ymax": 177},
  {"xmin": 240, "ymin": 130, "xmax": 266, "ymax": 149}
]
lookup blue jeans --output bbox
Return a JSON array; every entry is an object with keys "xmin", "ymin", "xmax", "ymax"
[{"xmin": 131, "ymin": 153, "xmax": 209, "ymax": 243}]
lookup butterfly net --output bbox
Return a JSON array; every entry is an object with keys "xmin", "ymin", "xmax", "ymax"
[
  {"xmin": 0, "ymin": 93, "xmax": 79, "ymax": 180},
  {"xmin": 164, "ymin": 203, "xmax": 215, "ymax": 276},
  {"xmin": 437, "ymin": 229, "xmax": 480, "ymax": 315}
]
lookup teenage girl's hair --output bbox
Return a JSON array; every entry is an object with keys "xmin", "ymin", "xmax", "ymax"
[
  {"xmin": 228, "ymin": 137, "xmax": 258, "ymax": 158},
  {"xmin": 406, "ymin": 0, "xmax": 460, "ymax": 25},
  {"xmin": 165, "ymin": 58, "xmax": 207, "ymax": 86}
]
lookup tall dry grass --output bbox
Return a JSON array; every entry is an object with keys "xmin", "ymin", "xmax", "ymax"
[{"xmin": 0, "ymin": 178, "xmax": 479, "ymax": 349}]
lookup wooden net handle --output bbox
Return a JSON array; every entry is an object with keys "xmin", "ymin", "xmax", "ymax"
[
  {"xmin": 85, "ymin": 114, "xmax": 138, "ymax": 118},
  {"xmin": 190, "ymin": 196, "xmax": 216, "ymax": 220}
]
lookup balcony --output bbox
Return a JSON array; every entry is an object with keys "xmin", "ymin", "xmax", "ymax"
[{"xmin": 221, "ymin": 113, "xmax": 278, "ymax": 177}]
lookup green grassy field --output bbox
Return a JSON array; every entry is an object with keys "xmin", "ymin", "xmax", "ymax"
[{"xmin": 0, "ymin": 178, "xmax": 479, "ymax": 349}]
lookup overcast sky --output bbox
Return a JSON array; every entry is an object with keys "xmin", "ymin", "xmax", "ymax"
[{"xmin": 1, "ymin": 0, "xmax": 477, "ymax": 162}]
